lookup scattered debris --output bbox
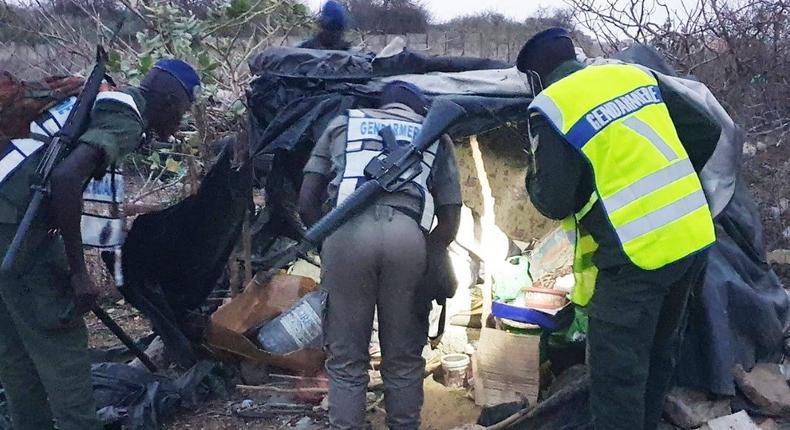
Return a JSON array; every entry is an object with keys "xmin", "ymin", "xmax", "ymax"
[
  {"xmin": 663, "ymin": 387, "xmax": 731, "ymax": 428},
  {"xmin": 239, "ymin": 361, "xmax": 270, "ymax": 386},
  {"xmin": 128, "ymin": 336, "xmax": 167, "ymax": 371},
  {"xmin": 705, "ymin": 411, "xmax": 760, "ymax": 430},
  {"xmin": 768, "ymin": 250, "xmax": 790, "ymax": 265},
  {"xmin": 734, "ymin": 364, "xmax": 790, "ymax": 417},
  {"xmin": 205, "ymin": 274, "xmax": 325, "ymax": 374}
]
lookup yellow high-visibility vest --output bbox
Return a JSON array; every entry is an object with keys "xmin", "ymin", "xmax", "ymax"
[
  {"xmin": 531, "ymin": 63, "xmax": 715, "ymax": 271},
  {"xmin": 561, "ymin": 195, "xmax": 599, "ymax": 306}
]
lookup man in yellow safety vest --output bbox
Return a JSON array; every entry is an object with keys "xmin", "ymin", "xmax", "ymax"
[{"xmin": 518, "ymin": 28, "xmax": 721, "ymax": 430}]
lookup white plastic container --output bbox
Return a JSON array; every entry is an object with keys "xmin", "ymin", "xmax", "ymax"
[{"xmin": 441, "ymin": 353, "xmax": 471, "ymax": 389}]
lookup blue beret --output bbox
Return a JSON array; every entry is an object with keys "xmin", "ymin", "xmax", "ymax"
[
  {"xmin": 386, "ymin": 81, "xmax": 427, "ymax": 102},
  {"xmin": 380, "ymin": 80, "xmax": 429, "ymax": 114},
  {"xmin": 320, "ymin": 0, "xmax": 348, "ymax": 31},
  {"xmin": 517, "ymin": 27, "xmax": 572, "ymax": 72},
  {"xmin": 152, "ymin": 59, "xmax": 200, "ymax": 101}
]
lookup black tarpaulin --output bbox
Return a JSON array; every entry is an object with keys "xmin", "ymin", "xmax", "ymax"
[
  {"xmin": 677, "ymin": 181, "xmax": 790, "ymax": 395},
  {"xmin": 246, "ymin": 47, "xmax": 529, "ymax": 263},
  {"xmin": 121, "ymin": 142, "xmax": 252, "ymax": 367}
]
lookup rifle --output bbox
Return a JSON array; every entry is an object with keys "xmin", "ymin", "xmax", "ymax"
[
  {"xmin": 260, "ymin": 96, "xmax": 529, "ymax": 277},
  {"xmin": 1, "ymin": 46, "xmax": 110, "ymax": 273}
]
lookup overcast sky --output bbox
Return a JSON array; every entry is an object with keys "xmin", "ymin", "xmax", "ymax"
[{"xmin": 302, "ymin": 0, "xmax": 688, "ymax": 24}]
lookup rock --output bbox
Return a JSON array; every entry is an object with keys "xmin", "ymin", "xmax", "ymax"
[
  {"xmin": 292, "ymin": 416, "xmax": 313, "ymax": 429},
  {"xmin": 319, "ymin": 395, "xmax": 329, "ymax": 411},
  {"xmin": 768, "ymin": 250, "xmax": 790, "ymax": 265},
  {"xmin": 239, "ymin": 361, "xmax": 270, "ymax": 386},
  {"xmin": 129, "ymin": 336, "xmax": 169, "ymax": 371},
  {"xmin": 779, "ymin": 198, "xmax": 789, "ymax": 214},
  {"xmin": 240, "ymin": 399, "xmax": 254, "ymax": 409},
  {"xmin": 734, "ymin": 364, "xmax": 790, "ymax": 417},
  {"xmin": 448, "ymin": 426, "xmax": 485, "ymax": 430},
  {"xmin": 743, "ymin": 143, "xmax": 757, "ymax": 157},
  {"xmin": 664, "ymin": 387, "xmax": 731, "ymax": 428},
  {"xmin": 756, "ymin": 417, "xmax": 780, "ymax": 430},
  {"xmin": 705, "ymin": 411, "xmax": 760, "ymax": 430}
]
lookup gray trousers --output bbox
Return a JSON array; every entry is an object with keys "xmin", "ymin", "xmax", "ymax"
[{"xmin": 322, "ymin": 205, "xmax": 430, "ymax": 430}]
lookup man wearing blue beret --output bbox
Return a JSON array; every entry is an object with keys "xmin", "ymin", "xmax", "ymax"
[
  {"xmin": 300, "ymin": 0, "xmax": 352, "ymax": 51},
  {"xmin": 0, "ymin": 59, "xmax": 200, "ymax": 430},
  {"xmin": 517, "ymin": 28, "xmax": 719, "ymax": 430}
]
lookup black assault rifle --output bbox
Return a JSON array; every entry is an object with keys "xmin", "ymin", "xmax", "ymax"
[
  {"xmin": 1, "ymin": 46, "xmax": 110, "ymax": 273},
  {"xmin": 260, "ymin": 96, "xmax": 527, "ymax": 276}
]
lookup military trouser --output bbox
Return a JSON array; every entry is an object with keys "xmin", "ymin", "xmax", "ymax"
[
  {"xmin": 0, "ymin": 233, "xmax": 102, "ymax": 430},
  {"xmin": 588, "ymin": 252, "xmax": 708, "ymax": 430},
  {"xmin": 322, "ymin": 205, "xmax": 430, "ymax": 430}
]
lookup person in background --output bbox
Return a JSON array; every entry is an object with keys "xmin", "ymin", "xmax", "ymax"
[
  {"xmin": 300, "ymin": 0, "xmax": 352, "ymax": 51},
  {"xmin": 299, "ymin": 81, "xmax": 462, "ymax": 429},
  {"xmin": 517, "ymin": 28, "xmax": 720, "ymax": 430},
  {"xmin": 0, "ymin": 59, "xmax": 199, "ymax": 430}
]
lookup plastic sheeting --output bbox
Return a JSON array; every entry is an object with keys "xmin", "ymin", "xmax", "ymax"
[
  {"xmin": 121, "ymin": 142, "xmax": 252, "ymax": 367},
  {"xmin": 0, "ymin": 361, "xmax": 220, "ymax": 430},
  {"xmin": 612, "ymin": 45, "xmax": 789, "ymax": 396},
  {"xmin": 247, "ymin": 47, "xmax": 531, "ymax": 265},
  {"xmin": 677, "ymin": 181, "xmax": 790, "ymax": 395}
]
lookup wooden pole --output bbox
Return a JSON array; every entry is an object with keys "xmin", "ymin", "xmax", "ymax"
[{"xmin": 242, "ymin": 210, "xmax": 253, "ymax": 286}]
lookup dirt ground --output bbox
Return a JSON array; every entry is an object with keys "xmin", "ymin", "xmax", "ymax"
[{"xmin": 155, "ymin": 378, "xmax": 481, "ymax": 430}]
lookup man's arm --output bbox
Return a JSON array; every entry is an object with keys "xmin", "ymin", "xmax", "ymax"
[
  {"xmin": 299, "ymin": 173, "xmax": 329, "ymax": 227},
  {"xmin": 299, "ymin": 115, "xmax": 346, "ymax": 227},
  {"xmin": 428, "ymin": 135, "xmax": 463, "ymax": 248},
  {"xmin": 429, "ymin": 204, "xmax": 461, "ymax": 248},
  {"xmin": 526, "ymin": 112, "xmax": 592, "ymax": 220},
  {"xmin": 49, "ymin": 144, "xmax": 104, "ymax": 313}
]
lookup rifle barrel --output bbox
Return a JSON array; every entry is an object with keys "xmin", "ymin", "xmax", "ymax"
[{"xmin": 0, "ymin": 191, "xmax": 45, "ymax": 273}]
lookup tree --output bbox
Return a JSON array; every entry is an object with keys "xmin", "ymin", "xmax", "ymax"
[{"xmin": 346, "ymin": 0, "xmax": 430, "ymax": 34}]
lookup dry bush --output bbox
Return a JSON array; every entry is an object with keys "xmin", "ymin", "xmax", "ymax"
[
  {"xmin": 565, "ymin": 0, "xmax": 790, "ymax": 136},
  {"xmin": 346, "ymin": 0, "xmax": 430, "ymax": 34},
  {"xmin": 566, "ymin": 0, "xmax": 790, "ymax": 258},
  {"xmin": 1, "ymin": 0, "xmax": 310, "ymax": 203}
]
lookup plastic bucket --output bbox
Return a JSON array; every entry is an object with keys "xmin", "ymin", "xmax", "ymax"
[{"xmin": 441, "ymin": 353, "xmax": 470, "ymax": 389}]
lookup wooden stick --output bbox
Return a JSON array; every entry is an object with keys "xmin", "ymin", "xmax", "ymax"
[{"xmin": 237, "ymin": 384, "xmax": 328, "ymax": 394}]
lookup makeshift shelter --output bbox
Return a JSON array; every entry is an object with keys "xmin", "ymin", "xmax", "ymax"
[{"xmin": 236, "ymin": 43, "xmax": 789, "ymax": 396}]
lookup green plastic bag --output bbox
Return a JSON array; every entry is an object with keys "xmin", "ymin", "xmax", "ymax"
[{"xmin": 493, "ymin": 255, "xmax": 532, "ymax": 301}]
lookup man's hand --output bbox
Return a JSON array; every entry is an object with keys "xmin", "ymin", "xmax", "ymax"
[{"xmin": 70, "ymin": 269, "xmax": 100, "ymax": 314}]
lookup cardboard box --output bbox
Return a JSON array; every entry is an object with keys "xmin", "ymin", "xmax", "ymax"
[
  {"xmin": 205, "ymin": 274, "xmax": 326, "ymax": 375},
  {"xmin": 473, "ymin": 327, "xmax": 541, "ymax": 406}
]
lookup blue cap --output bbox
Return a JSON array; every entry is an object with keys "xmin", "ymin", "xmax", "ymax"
[
  {"xmin": 152, "ymin": 59, "xmax": 200, "ymax": 101},
  {"xmin": 320, "ymin": 0, "xmax": 348, "ymax": 31},
  {"xmin": 517, "ymin": 27, "xmax": 573, "ymax": 73},
  {"xmin": 380, "ymin": 81, "xmax": 429, "ymax": 115}
]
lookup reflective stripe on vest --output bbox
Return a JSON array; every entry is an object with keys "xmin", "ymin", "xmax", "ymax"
[
  {"xmin": 531, "ymin": 64, "xmax": 715, "ymax": 270},
  {"xmin": 1, "ymin": 94, "xmax": 136, "ymax": 253},
  {"xmin": 0, "ymin": 139, "xmax": 47, "ymax": 185},
  {"xmin": 562, "ymin": 193, "xmax": 599, "ymax": 306},
  {"xmin": 338, "ymin": 109, "xmax": 439, "ymax": 231}
]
